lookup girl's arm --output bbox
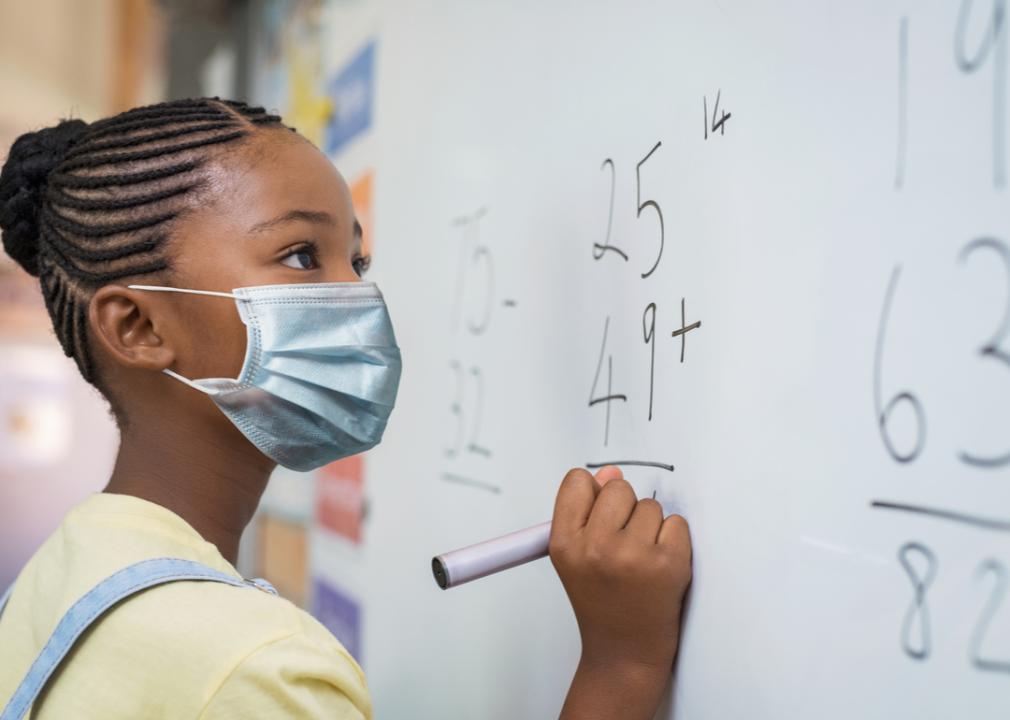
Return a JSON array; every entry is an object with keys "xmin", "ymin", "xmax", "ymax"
[{"xmin": 549, "ymin": 467, "xmax": 692, "ymax": 720}]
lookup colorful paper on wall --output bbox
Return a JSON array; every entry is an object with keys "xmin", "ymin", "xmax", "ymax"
[
  {"xmin": 316, "ymin": 454, "xmax": 365, "ymax": 543},
  {"xmin": 313, "ymin": 578, "xmax": 362, "ymax": 661},
  {"xmin": 256, "ymin": 515, "xmax": 309, "ymax": 608},
  {"xmin": 349, "ymin": 170, "xmax": 374, "ymax": 256},
  {"xmin": 324, "ymin": 40, "xmax": 375, "ymax": 156}
]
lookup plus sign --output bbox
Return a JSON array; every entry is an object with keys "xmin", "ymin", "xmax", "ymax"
[{"xmin": 670, "ymin": 298, "xmax": 701, "ymax": 363}]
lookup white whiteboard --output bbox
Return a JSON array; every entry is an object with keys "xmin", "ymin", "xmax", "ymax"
[{"xmin": 260, "ymin": 2, "xmax": 1010, "ymax": 717}]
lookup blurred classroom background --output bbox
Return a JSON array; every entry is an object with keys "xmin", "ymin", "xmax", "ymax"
[{"xmin": 0, "ymin": 0, "xmax": 371, "ymax": 660}]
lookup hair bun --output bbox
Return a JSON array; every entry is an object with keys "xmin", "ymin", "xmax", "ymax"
[{"xmin": 0, "ymin": 118, "xmax": 89, "ymax": 276}]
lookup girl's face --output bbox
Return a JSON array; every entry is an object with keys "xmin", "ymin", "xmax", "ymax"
[
  {"xmin": 93, "ymin": 132, "xmax": 366, "ymax": 439},
  {"xmin": 155, "ymin": 133, "xmax": 366, "ymax": 384}
]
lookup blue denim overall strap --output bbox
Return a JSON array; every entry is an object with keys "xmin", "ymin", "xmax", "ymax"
[
  {"xmin": 0, "ymin": 557, "xmax": 278, "ymax": 720},
  {"xmin": 0, "ymin": 585, "xmax": 12, "ymax": 621}
]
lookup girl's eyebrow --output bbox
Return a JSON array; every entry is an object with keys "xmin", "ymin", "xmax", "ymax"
[
  {"xmin": 353, "ymin": 219, "xmax": 363, "ymax": 239},
  {"xmin": 247, "ymin": 209, "xmax": 336, "ymax": 234}
]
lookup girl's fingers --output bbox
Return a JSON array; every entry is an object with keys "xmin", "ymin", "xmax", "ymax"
[
  {"xmin": 585, "ymin": 477, "xmax": 637, "ymax": 535},
  {"xmin": 552, "ymin": 468, "xmax": 601, "ymax": 536},
  {"xmin": 624, "ymin": 498, "xmax": 664, "ymax": 544},
  {"xmin": 593, "ymin": 464, "xmax": 624, "ymax": 487},
  {"xmin": 657, "ymin": 513, "xmax": 691, "ymax": 556}
]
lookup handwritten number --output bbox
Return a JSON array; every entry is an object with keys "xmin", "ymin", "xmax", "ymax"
[
  {"xmin": 958, "ymin": 238, "xmax": 1010, "ymax": 467},
  {"xmin": 955, "ymin": 0, "xmax": 1004, "ymax": 70},
  {"xmin": 594, "ymin": 159, "xmax": 627, "ymax": 261},
  {"xmin": 896, "ymin": 17, "xmax": 909, "ymax": 189},
  {"xmin": 643, "ymin": 303, "xmax": 656, "ymax": 421},
  {"xmin": 466, "ymin": 245, "xmax": 494, "ymax": 335},
  {"xmin": 595, "ymin": 143, "xmax": 666, "ymax": 275},
  {"xmin": 450, "ymin": 208, "xmax": 493, "ymax": 334},
  {"xmin": 450, "ymin": 219, "xmax": 468, "ymax": 331},
  {"xmin": 704, "ymin": 91, "xmax": 732, "ymax": 139},
  {"xmin": 590, "ymin": 317, "xmax": 628, "ymax": 446},
  {"xmin": 971, "ymin": 559, "xmax": 1010, "ymax": 672},
  {"xmin": 445, "ymin": 361, "xmax": 464, "ymax": 458},
  {"xmin": 711, "ymin": 90, "xmax": 731, "ymax": 135},
  {"xmin": 636, "ymin": 142, "xmax": 665, "ymax": 278},
  {"xmin": 899, "ymin": 542, "xmax": 937, "ymax": 661},
  {"xmin": 960, "ymin": 238, "xmax": 1010, "ymax": 364},
  {"xmin": 445, "ymin": 361, "xmax": 492, "ymax": 459},
  {"xmin": 955, "ymin": 0, "xmax": 1007, "ymax": 187},
  {"xmin": 467, "ymin": 367, "xmax": 492, "ymax": 457},
  {"xmin": 874, "ymin": 266, "xmax": 927, "ymax": 463}
]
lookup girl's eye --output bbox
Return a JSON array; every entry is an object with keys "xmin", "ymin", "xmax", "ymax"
[
  {"xmin": 353, "ymin": 254, "xmax": 372, "ymax": 277},
  {"xmin": 280, "ymin": 246, "xmax": 318, "ymax": 270}
]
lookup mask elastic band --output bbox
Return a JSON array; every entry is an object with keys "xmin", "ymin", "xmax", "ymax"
[
  {"xmin": 127, "ymin": 284, "xmax": 237, "ymax": 299},
  {"xmin": 162, "ymin": 368, "xmax": 218, "ymax": 395},
  {"xmin": 128, "ymin": 285, "xmax": 237, "ymax": 394}
]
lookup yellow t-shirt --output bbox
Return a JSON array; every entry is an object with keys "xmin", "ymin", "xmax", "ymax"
[{"xmin": 0, "ymin": 491, "xmax": 372, "ymax": 719}]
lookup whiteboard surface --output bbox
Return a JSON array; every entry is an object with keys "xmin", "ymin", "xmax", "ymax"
[{"xmin": 292, "ymin": 2, "xmax": 1010, "ymax": 717}]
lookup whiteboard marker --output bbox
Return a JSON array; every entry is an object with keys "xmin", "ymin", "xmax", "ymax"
[{"xmin": 432, "ymin": 521, "xmax": 551, "ymax": 589}]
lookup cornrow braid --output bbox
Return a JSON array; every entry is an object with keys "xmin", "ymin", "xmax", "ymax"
[{"xmin": 0, "ymin": 96, "xmax": 291, "ymax": 389}]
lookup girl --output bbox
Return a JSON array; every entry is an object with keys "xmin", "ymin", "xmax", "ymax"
[{"xmin": 0, "ymin": 98, "xmax": 692, "ymax": 720}]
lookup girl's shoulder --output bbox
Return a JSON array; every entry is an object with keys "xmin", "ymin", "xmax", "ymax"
[{"xmin": 1, "ymin": 494, "xmax": 370, "ymax": 719}]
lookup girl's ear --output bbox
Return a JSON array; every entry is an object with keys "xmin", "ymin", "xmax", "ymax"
[{"xmin": 88, "ymin": 285, "xmax": 176, "ymax": 372}]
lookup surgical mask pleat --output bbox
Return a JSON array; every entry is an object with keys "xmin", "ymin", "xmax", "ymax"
[
  {"xmin": 251, "ymin": 300, "xmax": 391, "ymax": 352},
  {"xmin": 212, "ymin": 388, "xmax": 378, "ymax": 471},
  {"xmin": 250, "ymin": 360, "xmax": 395, "ymax": 422},
  {"xmin": 257, "ymin": 349, "xmax": 400, "ymax": 405}
]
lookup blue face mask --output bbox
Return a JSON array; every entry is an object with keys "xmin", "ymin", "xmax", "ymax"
[{"xmin": 128, "ymin": 281, "xmax": 402, "ymax": 471}]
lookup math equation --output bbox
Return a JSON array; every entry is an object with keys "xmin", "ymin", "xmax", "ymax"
[{"xmin": 874, "ymin": 3, "xmax": 1010, "ymax": 675}]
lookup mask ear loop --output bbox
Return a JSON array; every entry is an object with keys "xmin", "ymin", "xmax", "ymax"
[
  {"xmin": 127, "ymin": 284, "xmax": 242, "ymax": 393},
  {"xmin": 127, "ymin": 284, "xmax": 237, "ymax": 299},
  {"xmin": 160, "ymin": 368, "xmax": 218, "ymax": 395}
]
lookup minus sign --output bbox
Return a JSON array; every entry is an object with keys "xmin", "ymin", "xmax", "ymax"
[
  {"xmin": 586, "ymin": 460, "xmax": 675, "ymax": 472},
  {"xmin": 503, "ymin": 299, "xmax": 517, "ymax": 307},
  {"xmin": 442, "ymin": 472, "xmax": 502, "ymax": 494}
]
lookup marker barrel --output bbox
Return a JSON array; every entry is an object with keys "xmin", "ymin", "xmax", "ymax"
[{"xmin": 432, "ymin": 521, "xmax": 551, "ymax": 589}]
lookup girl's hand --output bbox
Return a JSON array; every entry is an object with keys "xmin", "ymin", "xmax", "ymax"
[{"xmin": 550, "ymin": 466, "xmax": 692, "ymax": 720}]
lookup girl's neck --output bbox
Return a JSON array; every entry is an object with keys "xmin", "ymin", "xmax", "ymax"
[{"xmin": 103, "ymin": 417, "xmax": 274, "ymax": 566}]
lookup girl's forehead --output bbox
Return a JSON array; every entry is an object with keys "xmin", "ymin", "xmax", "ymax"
[{"xmin": 202, "ymin": 135, "xmax": 354, "ymax": 234}]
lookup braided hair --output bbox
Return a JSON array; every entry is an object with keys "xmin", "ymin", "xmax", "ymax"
[{"xmin": 0, "ymin": 97, "xmax": 292, "ymax": 391}]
